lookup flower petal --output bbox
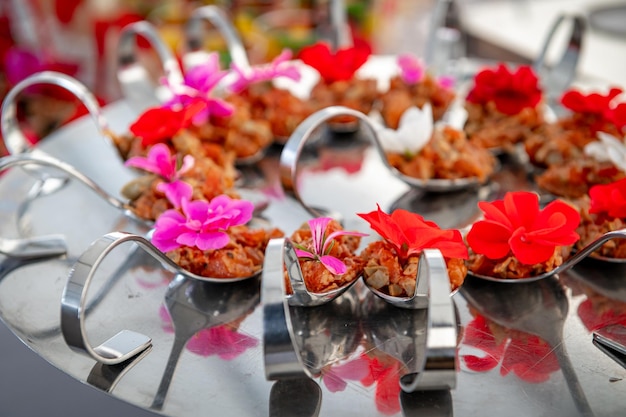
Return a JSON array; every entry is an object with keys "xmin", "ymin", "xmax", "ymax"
[
  {"xmin": 319, "ymin": 255, "xmax": 347, "ymax": 275},
  {"xmin": 466, "ymin": 220, "xmax": 513, "ymax": 260}
]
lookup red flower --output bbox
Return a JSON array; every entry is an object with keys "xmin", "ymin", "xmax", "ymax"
[
  {"xmin": 561, "ymin": 87, "xmax": 626, "ymax": 132},
  {"xmin": 298, "ymin": 41, "xmax": 371, "ymax": 83},
  {"xmin": 589, "ymin": 178, "xmax": 626, "ymax": 219},
  {"xmin": 129, "ymin": 99, "xmax": 206, "ymax": 146},
  {"xmin": 466, "ymin": 64, "xmax": 542, "ymax": 115},
  {"xmin": 466, "ymin": 191, "xmax": 580, "ymax": 265},
  {"xmin": 357, "ymin": 205, "xmax": 468, "ymax": 261}
]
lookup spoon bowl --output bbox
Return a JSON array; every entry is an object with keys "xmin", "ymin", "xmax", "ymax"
[{"xmin": 468, "ymin": 228, "xmax": 626, "ymax": 283}]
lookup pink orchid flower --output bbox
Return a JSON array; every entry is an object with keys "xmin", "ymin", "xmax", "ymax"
[
  {"xmin": 162, "ymin": 53, "xmax": 234, "ymax": 125},
  {"xmin": 228, "ymin": 49, "xmax": 302, "ymax": 93},
  {"xmin": 151, "ymin": 190, "xmax": 254, "ymax": 253},
  {"xmin": 125, "ymin": 143, "xmax": 194, "ymax": 181},
  {"xmin": 294, "ymin": 217, "xmax": 367, "ymax": 275}
]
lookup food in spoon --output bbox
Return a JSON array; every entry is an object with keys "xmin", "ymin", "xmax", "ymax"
[
  {"xmin": 288, "ymin": 217, "xmax": 366, "ymax": 294},
  {"xmin": 465, "ymin": 191, "xmax": 580, "ymax": 279},
  {"xmin": 358, "ymin": 206, "xmax": 468, "ymax": 296},
  {"xmin": 463, "ymin": 63, "xmax": 545, "ymax": 151}
]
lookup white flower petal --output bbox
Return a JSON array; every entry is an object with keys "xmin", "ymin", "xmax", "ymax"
[
  {"xmin": 377, "ymin": 105, "xmax": 434, "ymax": 154},
  {"xmin": 585, "ymin": 131, "xmax": 626, "ymax": 172}
]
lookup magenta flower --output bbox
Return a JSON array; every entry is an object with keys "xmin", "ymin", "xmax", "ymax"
[
  {"xmin": 228, "ymin": 49, "xmax": 302, "ymax": 93},
  {"xmin": 151, "ymin": 191, "xmax": 254, "ymax": 253},
  {"xmin": 397, "ymin": 53, "xmax": 424, "ymax": 84},
  {"xmin": 125, "ymin": 143, "xmax": 194, "ymax": 181},
  {"xmin": 162, "ymin": 53, "xmax": 234, "ymax": 124},
  {"xmin": 294, "ymin": 217, "xmax": 367, "ymax": 275}
]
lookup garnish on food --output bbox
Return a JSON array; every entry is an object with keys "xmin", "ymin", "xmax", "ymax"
[
  {"xmin": 289, "ymin": 217, "xmax": 366, "ymax": 293},
  {"xmin": 466, "ymin": 191, "xmax": 580, "ymax": 278},
  {"xmin": 358, "ymin": 205, "xmax": 468, "ymax": 296}
]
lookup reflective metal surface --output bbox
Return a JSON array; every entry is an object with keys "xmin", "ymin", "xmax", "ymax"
[{"xmin": 1, "ymin": 77, "xmax": 626, "ymax": 417}]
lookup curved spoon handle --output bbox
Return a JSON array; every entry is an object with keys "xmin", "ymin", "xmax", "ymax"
[
  {"xmin": 60, "ymin": 232, "xmax": 158, "ymax": 365},
  {"xmin": 557, "ymin": 228, "xmax": 626, "ymax": 274},
  {"xmin": 533, "ymin": 14, "xmax": 586, "ymax": 103},
  {"xmin": 1, "ymin": 71, "xmax": 109, "ymax": 157},
  {"xmin": 0, "ymin": 153, "xmax": 147, "ymax": 226},
  {"xmin": 183, "ymin": 5, "xmax": 250, "ymax": 72},
  {"xmin": 117, "ymin": 21, "xmax": 184, "ymax": 110},
  {"xmin": 0, "ymin": 234, "xmax": 67, "ymax": 259},
  {"xmin": 279, "ymin": 106, "xmax": 393, "ymax": 218},
  {"xmin": 399, "ymin": 249, "xmax": 457, "ymax": 392},
  {"xmin": 262, "ymin": 237, "xmax": 310, "ymax": 380},
  {"xmin": 328, "ymin": 0, "xmax": 353, "ymax": 50}
]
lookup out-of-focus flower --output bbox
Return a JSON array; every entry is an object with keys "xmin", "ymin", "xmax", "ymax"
[
  {"xmin": 298, "ymin": 41, "xmax": 371, "ymax": 83},
  {"xmin": 466, "ymin": 64, "xmax": 542, "ymax": 115},
  {"xmin": 228, "ymin": 49, "xmax": 301, "ymax": 93},
  {"xmin": 588, "ymin": 177, "xmax": 626, "ymax": 219},
  {"xmin": 561, "ymin": 87, "xmax": 626, "ymax": 132},
  {"xmin": 129, "ymin": 99, "xmax": 206, "ymax": 146},
  {"xmin": 374, "ymin": 104, "xmax": 433, "ymax": 156},
  {"xmin": 162, "ymin": 54, "xmax": 234, "ymax": 124}
]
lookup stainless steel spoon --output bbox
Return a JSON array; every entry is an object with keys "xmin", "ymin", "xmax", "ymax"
[
  {"xmin": 60, "ymin": 231, "xmax": 262, "ymax": 366},
  {"xmin": 468, "ymin": 228, "xmax": 626, "ymax": 283}
]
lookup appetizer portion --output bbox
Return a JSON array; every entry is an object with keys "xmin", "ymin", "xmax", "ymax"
[
  {"xmin": 378, "ymin": 53, "xmax": 455, "ymax": 128},
  {"xmin": 464, "ymin": 64, "xmax": 545, "ymax": 151},
  {"xmin": 288, "ymin": 217, "xmax": 366, "ymax": 294},
  {"xmin": 466, "ymin": 191, "xmax": 580, "ymax": 279},
  {"xmin": 358, "ymin": 206, "xmax": 468, "ymax": 296}
]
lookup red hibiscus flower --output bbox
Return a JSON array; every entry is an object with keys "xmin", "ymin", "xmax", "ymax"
[
  {"xmin": 129, "ymin": 99, "xmax": 206, "ymax": 146},
  {"xmin": 589, "ymin": 178, "xmax": 626, "ymax": 219},
  {"xmin": 357, "ymin": 205, "xmax": 468, "ymax": 262},
  {"xmin": 466, "ymin": 64, "xmax": 542, "ymax": 115},
  {"xmin": 298, "ymin": 41, "xmax": 371, "ymax": 83},
  {"xmin": 466, "ymin": 191, "xmax": 580, "ymax": 265},
  {"xmin": 462, "ymin": 315, "xmax": 560, "ymax": 383}
]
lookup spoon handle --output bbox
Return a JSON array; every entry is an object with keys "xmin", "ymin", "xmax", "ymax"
[{"xmin": 553, "ymin": 341, "xmax": 595, "ymax": 417}]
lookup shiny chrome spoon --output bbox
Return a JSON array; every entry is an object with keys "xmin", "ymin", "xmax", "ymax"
[
  {"xmin": 468, "ymin": 228, "xmax": 626, "ymax": 283},
  {"xmin": 0, "ymin": 153, "xmax": 152, "ymax": 228},
  {"xmin": 183, "ymin": 5, "xmax": 250, "ymax": 73},
  {"xmin": 1, "ymin": 71, "xmax": 112, "ymax": 174},
  {"xmin": 61, "ymin": 231, "xmax": 260, "ymax": 365},
  {"xmin": 365, "ymin": 249, "xmax": 457, "ymax": 391},
  {"xmin": 263, "ymin": 237, "xmax": 360, "ymax": 307},
  {"xmin": 279, "ymin": 106, "xmax": 486, "ymax": 218},
  {"xmin": 0, "ymin": 234, "xmax": 67, "ymax": 259},
  {"xmin": 117, "ymin": 20, "xmax": 184, "ymax": 111}
]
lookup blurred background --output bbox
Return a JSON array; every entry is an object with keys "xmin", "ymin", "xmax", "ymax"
[{"xmin": 0, "ymin": 0, "xmax": 625, "ymax": 151}]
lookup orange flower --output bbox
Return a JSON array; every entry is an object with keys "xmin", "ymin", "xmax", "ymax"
[
  {"xmin": 357, "ymin": 205, "xmax": 468, "ymax": 262},
  {"xmin": 466, "ymin": 64, "xmax": 542, "ymax": 115},
  {"xmin": 466, "ymin": 191, "xmax": 580, "ymax": 265},
  {"xmin": 298, "ymin": 41, "xmax": 371, "ymax": 83}
]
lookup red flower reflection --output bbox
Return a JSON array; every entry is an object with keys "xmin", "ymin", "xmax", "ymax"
[
  {"xmin": 358, "ymin": 205, "xmax": 468, "ymax": 262},
  {"xmin": 461, "ymin": 314, "xmax": 560, "ymax": 383},
  {"xmin": 320, "ymin": 352, "xmax": 402, "ymax": 415},
  {"xmin": 561, "ymin": 87, "xmax": 626, "ymax": 131},
  {"xmin": 298, "ymin": 41, "xmax": 371, "ymax": 83},
  {"xmin": 589, "ymin": 178, "xmax": 626, "ymax": 219},
  {"xmin": 466, "ymin": 191, "xmax": 580, "ymax": 265},
  {"xmin": 129, "ymin": 99, "xmax": 206, "ymax": 146},
  {"xmin": 466, "ymin": 64, "xmax": 542, "ymax": 115}
]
